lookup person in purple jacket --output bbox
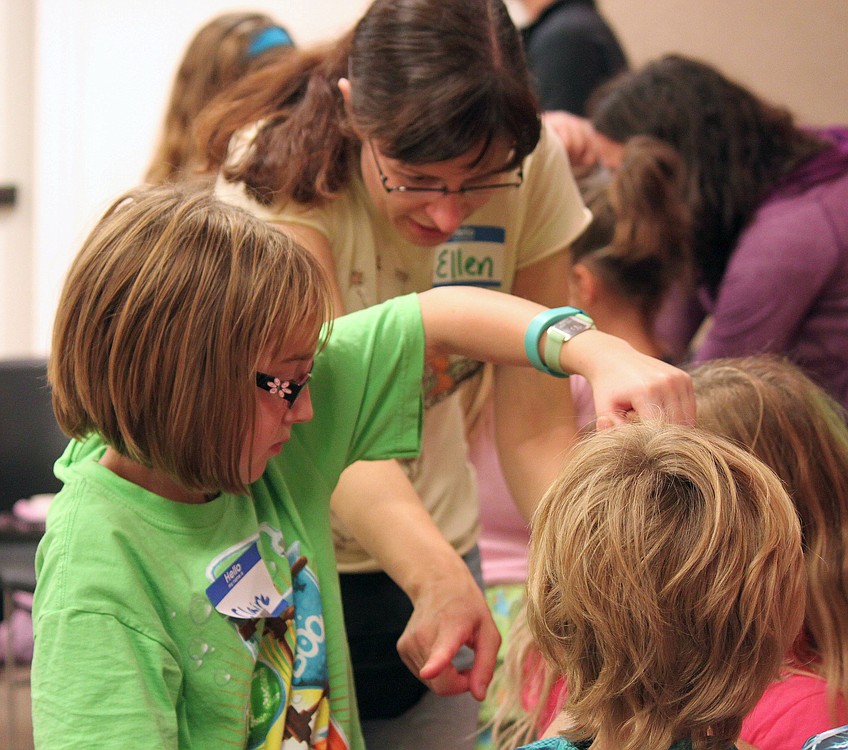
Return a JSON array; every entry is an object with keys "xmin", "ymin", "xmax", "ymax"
[{"xmin": 587, "ymin": 54, "xmax": 848, "ymax": 411}]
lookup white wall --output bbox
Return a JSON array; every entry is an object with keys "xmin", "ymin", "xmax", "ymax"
[
  {"xmin": 3, "ymin": 0, "xmax": 369, "ymax": 358},
  {"xmin": 0, "ymin": 0, "xmax": 36, "ymax": 355}
]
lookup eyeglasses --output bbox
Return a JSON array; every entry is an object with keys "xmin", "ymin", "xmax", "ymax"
[
  {"xmin": 255, "ymin": 368, "xmax": 311, "ymax": 407},
  {"xmin": 368, "ymin": 141, "xmax": 523, "ymax": 197}
]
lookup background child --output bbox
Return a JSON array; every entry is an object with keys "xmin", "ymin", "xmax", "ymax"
[
  {"xmin": 522, "ymin": 420, "xmax": 804, "ymax": 750},
  {"xmin": 146, "ymin": 11, "xmax": 295, "ymax": 185},
  {"xmin": 692, "ymin": 356, "xmax": 848, "ymax": 750},
  {"xmin": 33, "ymin": 183, "xmax": 693, "ymax": 749}
]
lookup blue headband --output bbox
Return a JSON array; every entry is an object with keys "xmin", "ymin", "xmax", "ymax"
[{"xmin": 248, "ymin": 26, "xmax": 294, "ymax": 58}]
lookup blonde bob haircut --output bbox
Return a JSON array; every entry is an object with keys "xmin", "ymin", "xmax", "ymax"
[
  {"xmin": 50, "ymin": 183, "xmax": 332, "ymax": 495},
  {"xmin": 527, "ymin": 421, "xmax": 804, "ymax": 750},
  {"xmin": 691, "ymin": 355, "xmax": 848, "ymax": 720}
]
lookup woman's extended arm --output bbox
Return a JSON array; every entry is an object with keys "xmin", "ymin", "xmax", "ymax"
[
  {"xmin": 282, "ymin": 222, "xmax": 501, "ymax": 699},
  {"xmin": 493, "ymin": 251, "xmax": 580, "ymax": 520},
  {"xmin": 330, "ymin": 459, "xmax": 499, "ymax": 699}
]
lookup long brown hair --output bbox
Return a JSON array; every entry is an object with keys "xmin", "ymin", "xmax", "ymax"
[
  {"xmin": 691, "ymin": 355, "xmax": 848, "ymax": 721},
  {"xmin": 198, "ymin": 0, "xmax": 540, "ymax": 207},
  {"xmin": 146, "ymin": 12, "xmax": 294, "ymax": 184},
  {"xmin": 590, "ymin": 55, "xmax": 828, "ymax": 293}
]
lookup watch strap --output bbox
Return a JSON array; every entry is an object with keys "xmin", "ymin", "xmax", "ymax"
[
  {"xmin": 543, "ymin": 312, "xmax": 596, "ymax": 376},
  {"xmin": 523, "ymin": 306, "xmax": 585, "ymax": 378}
]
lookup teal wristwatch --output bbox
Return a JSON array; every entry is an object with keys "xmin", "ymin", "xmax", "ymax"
[
  {"xmin": 524, "ymin": 307, "xmax": 596, "ymax": 378},
  {"xmin": 543, "ymin": 311, "xmax": 596, "ymax": 376}
]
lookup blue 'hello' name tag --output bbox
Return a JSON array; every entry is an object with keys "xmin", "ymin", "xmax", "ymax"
[{"xmin": 205, "ymin": 540, "xmax": 290, "ymax": 619}]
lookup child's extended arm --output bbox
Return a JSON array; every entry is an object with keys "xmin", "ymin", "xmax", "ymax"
[{"xmin": 418, "ymin": 286, "xmax": 695, "ymax": 426}]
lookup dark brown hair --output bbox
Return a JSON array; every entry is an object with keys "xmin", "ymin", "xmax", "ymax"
[
  {"xmin": 571, "ymin": 135, "xmax": 691, "ymax": 324},
  {"xmin": 199, "ymin": 0, "xmax": 540, "ymax": 206},
  {"xmin": 590, "ymin": 54, "xmax": 828, "ymax": 292}
]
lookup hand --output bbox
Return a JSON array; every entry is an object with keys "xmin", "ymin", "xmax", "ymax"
[
  {"xmin": 568, "ymin": 331, "xmax": 696, "ymax": 428},
  {"xmin": 542, "ymin": 111, "xmax": 600, "ymax": 177},
  {"xmin": 396, "ymin": 557, "xmax": 500, "ymax": 700}
]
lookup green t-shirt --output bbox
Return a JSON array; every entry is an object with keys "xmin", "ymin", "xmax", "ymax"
[{"xmin": 32, "ymin": 294, "xmax": 425, "ymax": 750}]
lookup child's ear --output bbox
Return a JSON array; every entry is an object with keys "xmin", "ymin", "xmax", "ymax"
[
  {"xmin": 338, "ymin": 77, "xmax": 352, "ymax": 107},
  {"xmin": 569, "ymin": 262, "xmax": 598, "ymax": 310}
]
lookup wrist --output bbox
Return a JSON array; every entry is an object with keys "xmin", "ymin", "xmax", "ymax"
[
  {"xmin": 558, "ymin": 328, "xmax": 635, "ymax": 380},
  {"xmin": 401, "ymin": 550, "xmax": 470, "ymax": 603},
  {"xmin": 524, "ymin": 307, "xmax": 596, "ymax": 377}
]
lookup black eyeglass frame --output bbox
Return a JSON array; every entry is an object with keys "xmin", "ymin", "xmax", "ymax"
[
  {"xmin": 255, "ymin": 369, "xmax": 311, "ymax": 407},
  {"xmin": 368, "ymin": 141, "xmax": 524, "ymax": 197}
]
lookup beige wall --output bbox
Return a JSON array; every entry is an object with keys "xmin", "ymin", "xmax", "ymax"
[
  {"xmin": 0, "ymin": 0, "xmax": 35, "ymax": 355},
  {"xmin": 597, "ymin": 0, "xmax": 848, "ymax": 126}
]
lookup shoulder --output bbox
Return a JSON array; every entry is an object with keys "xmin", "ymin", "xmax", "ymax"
[
  {"xmin": 320, "ymin": 294, "xmax": 424, "ymax": 362},
  {"xmin": 518, "ymin": 737, "xmax": 585, "ymax": 750},
  {"xmin": 519, "ymin": 126, "xmax": 592, "ymax": 239},
  {"xmin": 741, "ymin": 673, "xmax": 847, "ymax": 750},
  {"xmin": 744, "ymin": 169, "xmax": 848, "ymax": 253},
  {"xmin": 294, "ymin": 295, "xmax": 425, "ymax": 466},
  {"xmin": 527, "ymin": 1, "xmax": 606, "ymax": 41},
  {"xmin": 732, "ymin": 178, "xmax": 848, "ymax": 277},
  {"xmin": 309, "ymin": 294, "xmax": 425, "ymax": 422}
]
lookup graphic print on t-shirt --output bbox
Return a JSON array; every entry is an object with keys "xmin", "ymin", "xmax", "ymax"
[
  {"xmin": 206, "ymin": 525, "xmax": 349, "ymax": 749},
  {"xmin": 431, "ymin": 225, "xmax": 506, "ymax": 288}
]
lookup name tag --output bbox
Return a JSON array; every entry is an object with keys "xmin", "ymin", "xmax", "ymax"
[
  {"xmin": 432, "ymin": 226, "xmax": 505, "ymax": 288},
  {"xmin": 205, "ymin": 540, "xmax": 290, "ymax": 619}
]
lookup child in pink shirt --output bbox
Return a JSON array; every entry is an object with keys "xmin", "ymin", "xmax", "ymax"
[{"xmin": 500, "ymin": 356, "xmax": 848, "ymax": 750}]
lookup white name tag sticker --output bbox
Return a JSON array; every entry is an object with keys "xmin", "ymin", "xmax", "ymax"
[
  {"xmin": 205, "ymin": 540, "xmax": 291, "ymax": 619},
  {"xmin": 432, "ymin": 226, "xmax": 505, "ymax": 288}
]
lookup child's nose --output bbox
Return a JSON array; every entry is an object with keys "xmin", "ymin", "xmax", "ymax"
[{"xmin": 286, "ymin": 386, "xmax": 313, "ymax": 425}]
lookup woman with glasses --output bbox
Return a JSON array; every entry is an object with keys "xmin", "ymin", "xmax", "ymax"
[{"xmin": 197, "ymin": 1, "xmax": 692, "ymax": 746}]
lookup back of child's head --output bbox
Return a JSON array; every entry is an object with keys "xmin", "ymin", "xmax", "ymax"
[
  {"xmin": 50, "ymin": 183, "xmax": 331, "ymax": 495},
  {"xmin": 146, "ymin": 12, "xmax": 295, "ymax": 184},
  {"xmin": 571, "ymin": 135, "xmax": 692, "ymax": 325},
  {"xmin": 690, "ymin": 355, "xmax": 848, "ymax": 709},
  {"xmin": 527, "ymin": 420, "xmax": 804, "ymax": 750}
]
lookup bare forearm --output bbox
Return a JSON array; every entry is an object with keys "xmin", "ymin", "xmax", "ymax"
[
  {"xmin": 419, "ymin": 285, "xmax": 624, "ymax": 375},
  {"xmin": 494, "ymin": 364, "xmax": 577, "ymax": 521},
  {"xmin": 330, "ymin": 457, "xmax": 500, "ymax": 698},
  {"xmin": 330, "ymin": 458, "xmax": 467, "ymax": 598}
]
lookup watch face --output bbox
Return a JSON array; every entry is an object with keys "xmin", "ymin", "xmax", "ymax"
[{"xmin": 551, "ymin": 315, "xmax": 594, "ymax": 340}]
